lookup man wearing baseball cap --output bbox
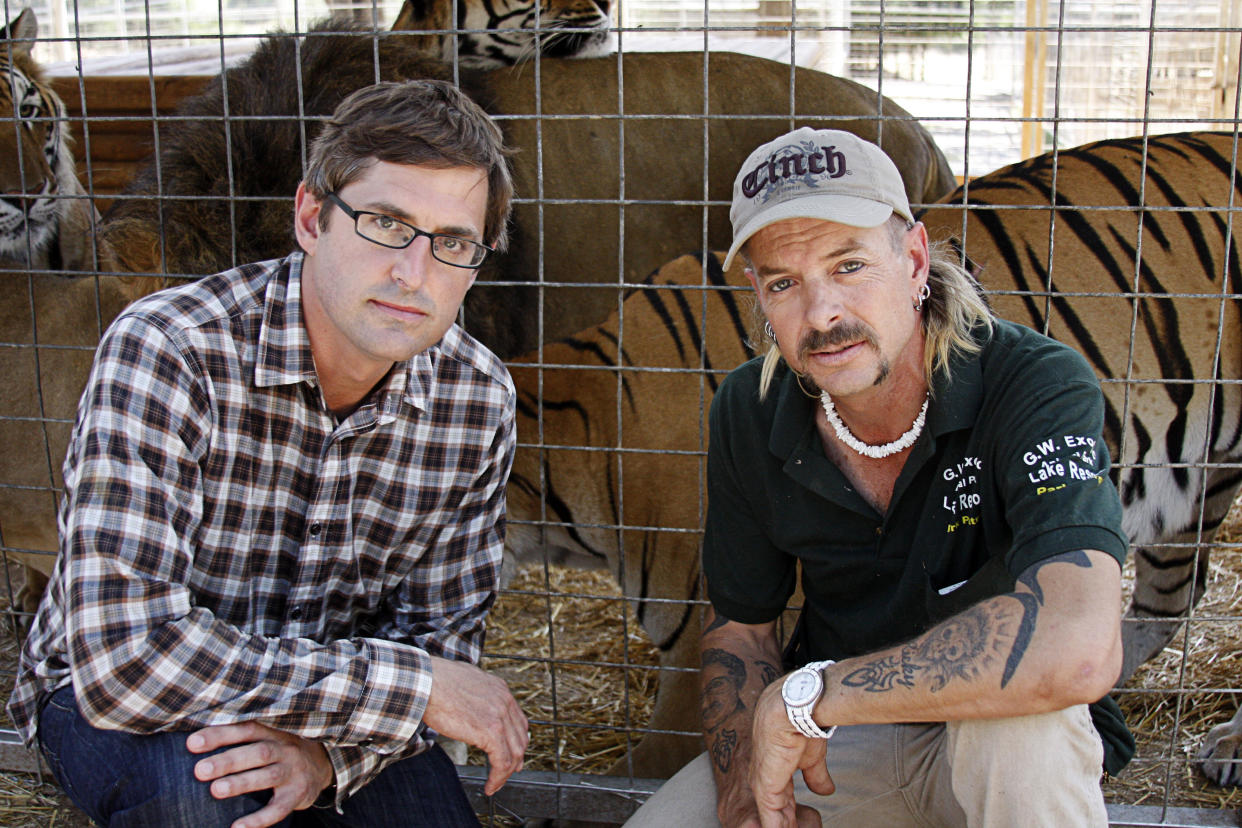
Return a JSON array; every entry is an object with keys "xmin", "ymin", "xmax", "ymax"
[{"xmin": 626, "ymin": 128, "xmax": 1131, "ymax": 826}]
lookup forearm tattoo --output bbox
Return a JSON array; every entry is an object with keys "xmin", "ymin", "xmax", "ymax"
[
  {"xmin": 842, "ymin": 603, "xmax": 1006, "ymax": 692},
  {"xmin": 755, "ymin": 659, "xmax": 780, "ymax": 687},
  {"xmin": 843, "ymin": 550, "xmax": 1095, "ymax": 693},
  {"xmin": 701, "ymin": 647, "xmax": 754, "ymax": 774},
  {"xmin": 711, "ymin": 727, "xmax": 738, "ymax": 772}
]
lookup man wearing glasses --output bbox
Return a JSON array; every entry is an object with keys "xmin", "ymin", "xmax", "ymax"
[{"xmin": 9, "ymin": 80, "xmax": 527, "ymax": 828}]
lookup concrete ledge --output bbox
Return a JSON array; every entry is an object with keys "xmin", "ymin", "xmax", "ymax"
[{"xmin": 0, "ymin": 731, "xmax": 1236, "ymax": 826}]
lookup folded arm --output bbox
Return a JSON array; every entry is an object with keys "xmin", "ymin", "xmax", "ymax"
[{"xmin": 749, "ymin": 548, "xmax": 1122, "ymax": 827}]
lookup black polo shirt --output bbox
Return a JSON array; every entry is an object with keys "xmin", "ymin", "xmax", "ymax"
[{"xmin": 704, "ymin": 319, "xmax": 1127, "ymax": 662}]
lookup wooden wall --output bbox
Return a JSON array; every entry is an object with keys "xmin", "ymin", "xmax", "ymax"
[{"xmin": 49, "ymin": 75, "xmax": 210, "ymax": 207}]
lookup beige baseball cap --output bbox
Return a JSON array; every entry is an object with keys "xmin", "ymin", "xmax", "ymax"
[{"xmin": 723, "ymin": 127, "xmax": 914, "ymax": 271}]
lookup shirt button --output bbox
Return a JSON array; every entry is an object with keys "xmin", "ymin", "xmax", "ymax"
[
  {"xmin": 308, "ymin": 522, "xmax": 322, "ymax": 537},
  {"xmin": 290, "ymin": 605, "xmax": 305, "ymax": 621},
  {"xmin": 875, "ymin": 527, "xmax": 883, "ymax": 536}
]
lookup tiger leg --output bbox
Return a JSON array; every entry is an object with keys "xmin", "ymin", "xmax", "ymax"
[
  {"xmin": 604, "ymin": 644, "xmax": 704, "ymax": 780},
  {"xmin": 1120, "ymin": 529, "xmax": 1212, "ymax": 683},
  {"xmin": 600, "ymin": 575, "xmax": 705, "ymax": 780}
]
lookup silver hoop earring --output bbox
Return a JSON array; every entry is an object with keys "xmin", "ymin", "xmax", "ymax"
[
  {"xmin": 914, "ymin": 283, "xmax": 931, "ymax": 312},
  {"xmin": 764, "ymin": 320, "xmax": 777, "ymax": 343}
]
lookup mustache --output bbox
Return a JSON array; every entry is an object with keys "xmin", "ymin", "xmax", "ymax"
[{"xmin": 797, "ymin": 322, "xmax": 879, "ymax": 364}]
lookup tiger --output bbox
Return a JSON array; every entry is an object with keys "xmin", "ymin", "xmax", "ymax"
[
  {"xmin": 0, "ymin": 7, "xmax": 130, "ymax": 627},
  {"xmin": 506, "ymin": 132, "xmax": 1242, "ymax": 784},
  {"xmin": 505, "ymin": 250, "xmax": 757, "ymax": 779},
  {"xmin": 391, "ymin": 0, "xmax": 612, "ymax": 68},
  {"xmin": 0, "ymin": 8, "xmax": 103, "ymax": 273}
]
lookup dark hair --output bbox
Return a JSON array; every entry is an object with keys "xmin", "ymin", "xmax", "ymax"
[{"xmin": 303, "ymin": 79, "xmax": 514, "ymax": 250}]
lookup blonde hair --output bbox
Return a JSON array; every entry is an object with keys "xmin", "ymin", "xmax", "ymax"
[{"xmin": 753, "ymin": 218, "xmax": 993, "ymax": 399}]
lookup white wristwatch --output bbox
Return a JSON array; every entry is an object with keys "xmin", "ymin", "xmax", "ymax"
[{"xmin": 781, "ymin": 660, "xmax": 837, "ymax": 739}]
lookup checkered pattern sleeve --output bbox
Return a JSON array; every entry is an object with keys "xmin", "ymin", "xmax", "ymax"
[{"xmin": 327, "ymin": 365, "xmax": 515, "ymax": 801}]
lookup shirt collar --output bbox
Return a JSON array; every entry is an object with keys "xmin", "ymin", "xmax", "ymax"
[{"xmin": 255, "ymin": 252, "xmax": 318, "ymax": 388}]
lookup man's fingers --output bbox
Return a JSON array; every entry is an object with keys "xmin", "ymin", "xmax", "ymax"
[
  {"xmin": 483, "ymin": 762, "xmax": 507, "ymax": 797},
  {"xmin": 794, "ymin": 803, "xmax": 825, "ymax": 828},
  {"xmin": 208, "ymin": 763, "xmax": 285, "ymax": 800},
  {"xmin": 470, "ymin": 693, "xmax": 528, "ymax": 796},
  {"xmin": 508, "ymin": 709, "xmax": 530, "ymax": 763},
  {"xmin": 801, "ymin": 760, "xmax": 834, "ymax": 797},
  {"xmin": 481, "ymin": 730, "xmax": 527, "ymax": 795},
  {"xmin": 194, "ymin": 741, "xmax": 277, "ymax": 783},
  {"xmin": 228, "ymin": 789, "xmax": 298, "ymax": 828},
  {"xmin": 187, "ymin": 722, "xmax": 262, "ymax": 754},
  {"xmin": 757, "ymin": 801, "xmax": 798, "ymax": 828}
]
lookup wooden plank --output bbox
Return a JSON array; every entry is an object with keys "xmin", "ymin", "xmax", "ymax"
[
  {"xmin": 45, "ymin": 75, "xmax": 212, "ymax": 198},
  {"xmin": 50, "ymin": 75, "xmax": 212, "ymax": 116},
  {"xmin": 1105, "ymin": 803, "xmax": 1241, "ymax": 827},
  {"xmin": 0, "ymin": 730, "xmax": 45, "ymax": 775}
]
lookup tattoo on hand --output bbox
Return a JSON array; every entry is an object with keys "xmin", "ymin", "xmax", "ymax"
[
  {"xmin": 702, "ymin": 649, "xmax": 747, "ymax": 733},
  {"xmin": 710, "ymin": 728, "xmax": 738, "ymax": 773}
]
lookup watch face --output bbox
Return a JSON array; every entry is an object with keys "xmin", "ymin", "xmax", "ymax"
[{"xmin": 782, "ymin": 669, "xmax": 821, "ymax": 706}]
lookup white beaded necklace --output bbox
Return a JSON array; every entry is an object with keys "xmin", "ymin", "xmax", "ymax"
[{"xmin": 820, "ymin": 392, "xmax": 929, "ymax": 459}]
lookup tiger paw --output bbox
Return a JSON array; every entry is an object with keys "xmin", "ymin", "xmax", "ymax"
[{"xmin": 1196, "ymin": 712, "xmax": 1242, "ymax": 786}]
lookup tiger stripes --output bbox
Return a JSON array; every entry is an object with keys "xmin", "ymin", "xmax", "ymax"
[
  {"xmin": 505, "ymin": 250, "xmax": 756, "ymax": 778},
  {"xmin": 392, "ymin": 0, "xmax": 612, "ymax": 69},
  {"xmin": 921, "ymin": 132, "xmax": 1242, "ymax": 688},
  {"xmin": 922, "ymin": 132, "xmax": 1242, "ymax": 785},
  {"xmin": 0, "ymin": 8, "xmax": 75, "ymax": 266}
]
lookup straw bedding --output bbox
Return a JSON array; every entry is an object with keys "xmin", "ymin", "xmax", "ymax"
[{"xmin": 0, "ymin": 508, "xmax": 1238, "ymax": 821}]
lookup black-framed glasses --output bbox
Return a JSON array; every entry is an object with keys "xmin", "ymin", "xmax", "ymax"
[{"xmin": 325, "ymin": 192, "xmax": 492, "ymax": 269}]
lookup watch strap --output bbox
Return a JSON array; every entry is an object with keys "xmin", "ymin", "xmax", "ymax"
[{"xmin": 786, "ymin": 659, "xmax": 836, "ymax": 739}]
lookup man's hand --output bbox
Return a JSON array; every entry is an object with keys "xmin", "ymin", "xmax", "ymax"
[
  {"xmin": 187, "ymin": 721, "xmax": 333, "ymax": 828},
  {"xmin": 748, "ymin": 682, "xmax": 834, "ymax": 828},
  {"xmin": 423, "ymin": 655, "xmax": 529, "ymax": 795}
]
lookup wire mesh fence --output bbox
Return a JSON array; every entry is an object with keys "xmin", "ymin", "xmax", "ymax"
[{"xmin": 0, "ymin": 0, "xmax": 1240, "ymax": 824}]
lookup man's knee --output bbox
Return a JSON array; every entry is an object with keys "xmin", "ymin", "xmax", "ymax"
[
  {"xmin": 38, "ymin": 688, "xmax": 267, "ymax": 828},
  {"xmin": 948, "ymin": 704, "xmax": 1103, "ymax": 777},
  {"xmin": 947, "ymin": 705, "xmax": 1107, "ymax": 827},
  {"xmin": 624, "ymin": 753, "xmax": 720, "ymax": 827}
]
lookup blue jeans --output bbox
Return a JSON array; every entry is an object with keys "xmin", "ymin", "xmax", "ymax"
[{"xmin": 38, "ymin": 685, "xmax": 480, "ymax": 827}]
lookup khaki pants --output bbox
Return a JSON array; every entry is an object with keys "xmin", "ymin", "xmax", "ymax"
[{"xmin": 625, "ymin": 705, "xmax": 1107, "ymax": 827}]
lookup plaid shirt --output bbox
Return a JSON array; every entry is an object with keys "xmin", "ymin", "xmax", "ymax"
[{"xmin": 8, "ymin": 253, "xmax": 515, "ymax": 804}]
